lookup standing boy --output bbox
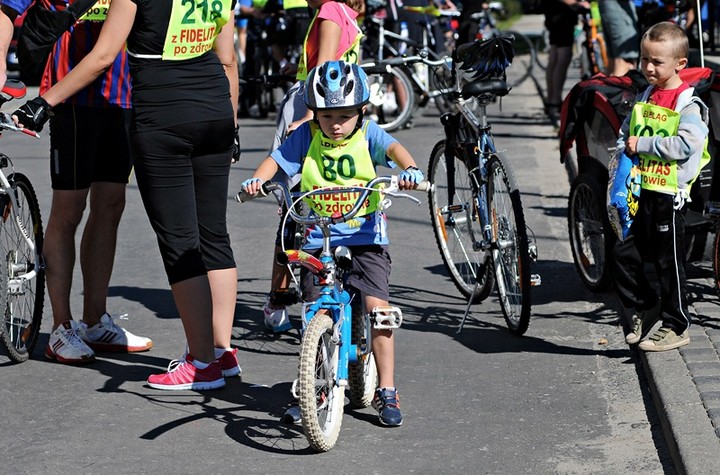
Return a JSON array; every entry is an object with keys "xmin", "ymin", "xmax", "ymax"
[{"xmin": 615, "ymin": 22, "xmax": 709, "ymax": 351}]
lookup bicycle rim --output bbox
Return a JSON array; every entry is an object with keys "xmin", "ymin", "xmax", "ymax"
[
  {"xmin": 568, "ymin": 174, "xmax": 612, "ymax": 292},
  {"xmin": 428, "ymin": 140, "xmax": 494, "ymax": 303},
  {"xmin": 298, "ymin": 314, "xmax": 344, "ymax": 452},
  {"xmin": 365, "ymin": 66, "xmax": 415, "ymax": 132},
  {"xmin": 487, "ymin": 155, "xmax": 531, "ymax": 335},
  {"xmin": 0, "ymin": 173, "xmax": 45, "ymax": 362},
  {"xmin": 505, "ymin": 31, "xmax": 535, "ymax": 88}
]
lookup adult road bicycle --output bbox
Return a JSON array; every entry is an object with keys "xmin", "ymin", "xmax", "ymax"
[
  {"xmin": 238, "ymin": 176, "xmax": 429, "ymax": 451},
  {"xmin": 427, "ymin": 41, "xmax": 538, "ymax": 335},
  {"xmin": 0, "ymin": 79, "xmax": 46, "ymax": 363}
]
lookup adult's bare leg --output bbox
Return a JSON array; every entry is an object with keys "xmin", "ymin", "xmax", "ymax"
[
  {"xmin": 44, "ymin": 189, "xmax": 89, "ymax": 329},
  {"xmin": 80, "ymin": 182, "xmax": 126, "ymax": 326}
]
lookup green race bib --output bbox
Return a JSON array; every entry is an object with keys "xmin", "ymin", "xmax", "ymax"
[{"xmin": 163, "ymin": 0, "xmax": 231, "ymax": 61}]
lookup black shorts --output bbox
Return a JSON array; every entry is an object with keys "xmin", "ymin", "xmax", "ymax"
[
  {"xmin": 49, "ymin": 104, "xmax": 133, "ymax": 190},
  {"xmin": 301, "ymin": 245, "xmax": 391, "ymax": 302}
]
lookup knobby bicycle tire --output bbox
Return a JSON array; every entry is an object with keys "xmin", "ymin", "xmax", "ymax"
[
  {"xmin": 487, "ymin": 155, "xmax": 531, "ymax": 335},
  {"xmin": 567, "ymin": 173, "xmax": 613, "ymax": 292},
  {"xmin": 0, "ymin": 173, "xmax": 45, "ymax": 362},
  {"xmin": 428, "ymin": 140, "xmax": 494, "ymax": 303},
  {"xmin": 347, "ymin": 298, "xmax": 377, "ymax": 409},
  {"xmin": 298, "ymin": 313, "xmax": 345, "ymax": 452},
  {"xmin": 504, "ymin": 30, "xmax": 535, "ymax": 88},
  {"xmin": 365, "ymin": 65, "xmax": 415, "ymax": 132}
]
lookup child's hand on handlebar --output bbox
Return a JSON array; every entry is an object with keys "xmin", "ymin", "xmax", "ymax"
[
  {"xmin": 398, "ymin": 166, "xmax": 424, "ymax": 190},
  {"xmin": 240, "ymin": 177, "xmax": 264, "ymax": 195}
]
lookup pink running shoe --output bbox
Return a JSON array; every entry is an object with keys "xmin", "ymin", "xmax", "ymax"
[
  {"xmin": 219, "ymin": 348, "xmax": 242, "ymax": 377},
  {"xmin": 147, "ymin": 355, "xmax": 225, "ymax": 391}
]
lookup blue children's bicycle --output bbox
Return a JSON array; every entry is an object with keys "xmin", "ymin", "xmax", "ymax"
[{"xmin": 238, "ymin": 175, "xmax": 430, "ymax": 451}]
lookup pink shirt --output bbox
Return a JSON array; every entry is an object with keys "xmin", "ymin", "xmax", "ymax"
[{"xmin": 304, "ymin": 2, "xmax": 361, "ymax": 71}]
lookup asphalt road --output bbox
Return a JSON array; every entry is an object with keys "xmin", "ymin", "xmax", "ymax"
[{"xmin": 0, "ymin": 61, "xmax": 681, "ymax": 473}]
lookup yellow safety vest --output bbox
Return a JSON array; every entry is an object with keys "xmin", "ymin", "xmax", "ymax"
[
  {"xmin": 630, "ymin": 100, "xmax": 710, "ymax": 194},
  {"xmin": 300, "ymin": 122, "xmax": 380, "ymax": 217},
  {"xmin": 283, "ymin": 0, "xmax": 308, "ymax": 10}
]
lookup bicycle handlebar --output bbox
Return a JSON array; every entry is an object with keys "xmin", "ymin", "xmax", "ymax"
[
  {"xmin": 362, "ymin": 52, "xmax": 451, "ymax": 71},
  {"xmin": 0, "ymin": 113, "xmax": 40, "ymax": 139},
  {"xmin": 236, "ymin": 176, "xmax": 432, "ymax": 227}
]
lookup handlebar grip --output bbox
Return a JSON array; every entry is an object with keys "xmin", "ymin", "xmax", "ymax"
[
  {"xmin": 21, "ymin": 128, "xmax": 40, "ymax": 139},
  {"xmin": 235, "ymin": 181, "xmax": 274, "ymax": 203},
  {"xmin": 415, "ymin": 181, "xmax": 433, "ymax": 192}
]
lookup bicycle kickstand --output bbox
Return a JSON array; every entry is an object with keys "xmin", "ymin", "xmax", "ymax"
[{"xmin": 457, "ymin": 280, "xmax": 481, "ymax": 334}]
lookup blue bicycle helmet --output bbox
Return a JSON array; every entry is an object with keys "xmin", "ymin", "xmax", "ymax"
[{"xmin": 304, "ymin": 60, "xmax": 371, "ymax": 111}]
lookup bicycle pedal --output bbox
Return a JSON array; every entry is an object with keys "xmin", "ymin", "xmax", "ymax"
[
  {"xmin": 269, "ymin": 287, "xmax": 300, "ymax": 306},
  {"xmin": 371, "ymin": 306, "xmax": 403, "ymax": 330},
  {"xmin": 531, "ymin": 274, "xmax": 542, "ymax": 286}
]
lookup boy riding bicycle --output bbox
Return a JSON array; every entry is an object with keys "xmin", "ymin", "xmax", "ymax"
[{"xmin": 241, "ymin": 60, "xmax": 422, "ymax": 426}]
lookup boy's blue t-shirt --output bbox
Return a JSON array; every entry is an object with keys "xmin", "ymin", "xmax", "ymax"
[{"xmin": 270, "ymin": 119, "xmax": 398, "ymax": 249}]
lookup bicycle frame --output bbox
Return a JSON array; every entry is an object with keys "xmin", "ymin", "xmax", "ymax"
[{"xmin": 448, "ymin": 99, "xmax": 496, "ymax": 252}]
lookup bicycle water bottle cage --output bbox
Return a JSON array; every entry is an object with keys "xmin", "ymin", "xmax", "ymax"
[
  {"xmin": 371, "ymin": 306, "xmax": 403, "ymax": 330},
  {"xmin": 269, "ymin": 287, "xmax": 300, "ymax": 306}
]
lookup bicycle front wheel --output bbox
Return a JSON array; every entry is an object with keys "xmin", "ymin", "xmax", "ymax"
[
  {"xmin": 298, "ymin": 314, "xmax": 345, "ymax": 452},
  {"xmin": 428, "ymin": 140, "xmax": 494, "ymax": 303},
  {"xmin": 487, "ymin": 155, "xmax": 531, "ymax": 335},
  {"xmin": 0, "ymin": 173, "xmax": 45, "ymax": 362},
  {"xmin": 347, "ymin": 299, "xmax": 377, "ymax": 408},
  {"xmin": 365, "ymin": 65, "xmax": 415, "ymax": 132},
  {"xmin": 505, "ymin": 30, "xmax": 535, "ymax": 88}
]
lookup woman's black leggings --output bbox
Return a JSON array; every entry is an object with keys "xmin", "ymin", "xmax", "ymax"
[{"xmin": 130, "ymin": 119, "xmax": 236, "ymax": 285}]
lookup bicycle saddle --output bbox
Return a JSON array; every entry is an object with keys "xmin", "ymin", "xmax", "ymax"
[
  {"xmin": 1, "ymin": 79, "xmax": 27, "ymax": 100},
  {"xmin": 461, "ymin": 79, "xmax": 510, "ymax": 99}
]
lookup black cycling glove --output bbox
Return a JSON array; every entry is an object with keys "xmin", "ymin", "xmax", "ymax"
[
  {"xmin": 232, "ymin": 125, "xmax": 241, "ymax": 163},
  {"xmin": 13, "ymin": 96, "xmax": 53, "ymax": 132}
]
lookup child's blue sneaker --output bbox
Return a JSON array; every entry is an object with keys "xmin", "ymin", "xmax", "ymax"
[{"xmin": 372, "ymin": 387, "xmax": 403, "ymax": 427}]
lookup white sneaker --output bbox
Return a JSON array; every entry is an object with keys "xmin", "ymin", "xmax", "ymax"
[
  {"xmin": 82, "ymin": 313, "xmax": 153, "ymax": 352},
  {"xmin": 263, "ymin": 301, "xmax": 292, "ymax": 333},
  {"xmin": 45, "ymin": 320, "xmax": 96, "ymax": 364}
]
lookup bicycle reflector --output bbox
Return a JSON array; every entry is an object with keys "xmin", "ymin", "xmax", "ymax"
[{"xmin": 452, "ymin": 34, "xmax": 515, "ymax": 84}]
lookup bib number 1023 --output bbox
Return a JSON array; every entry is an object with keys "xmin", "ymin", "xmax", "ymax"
[{"xmin": 181, "ymin": 0, "xmax": 224, "ymax": 24}]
